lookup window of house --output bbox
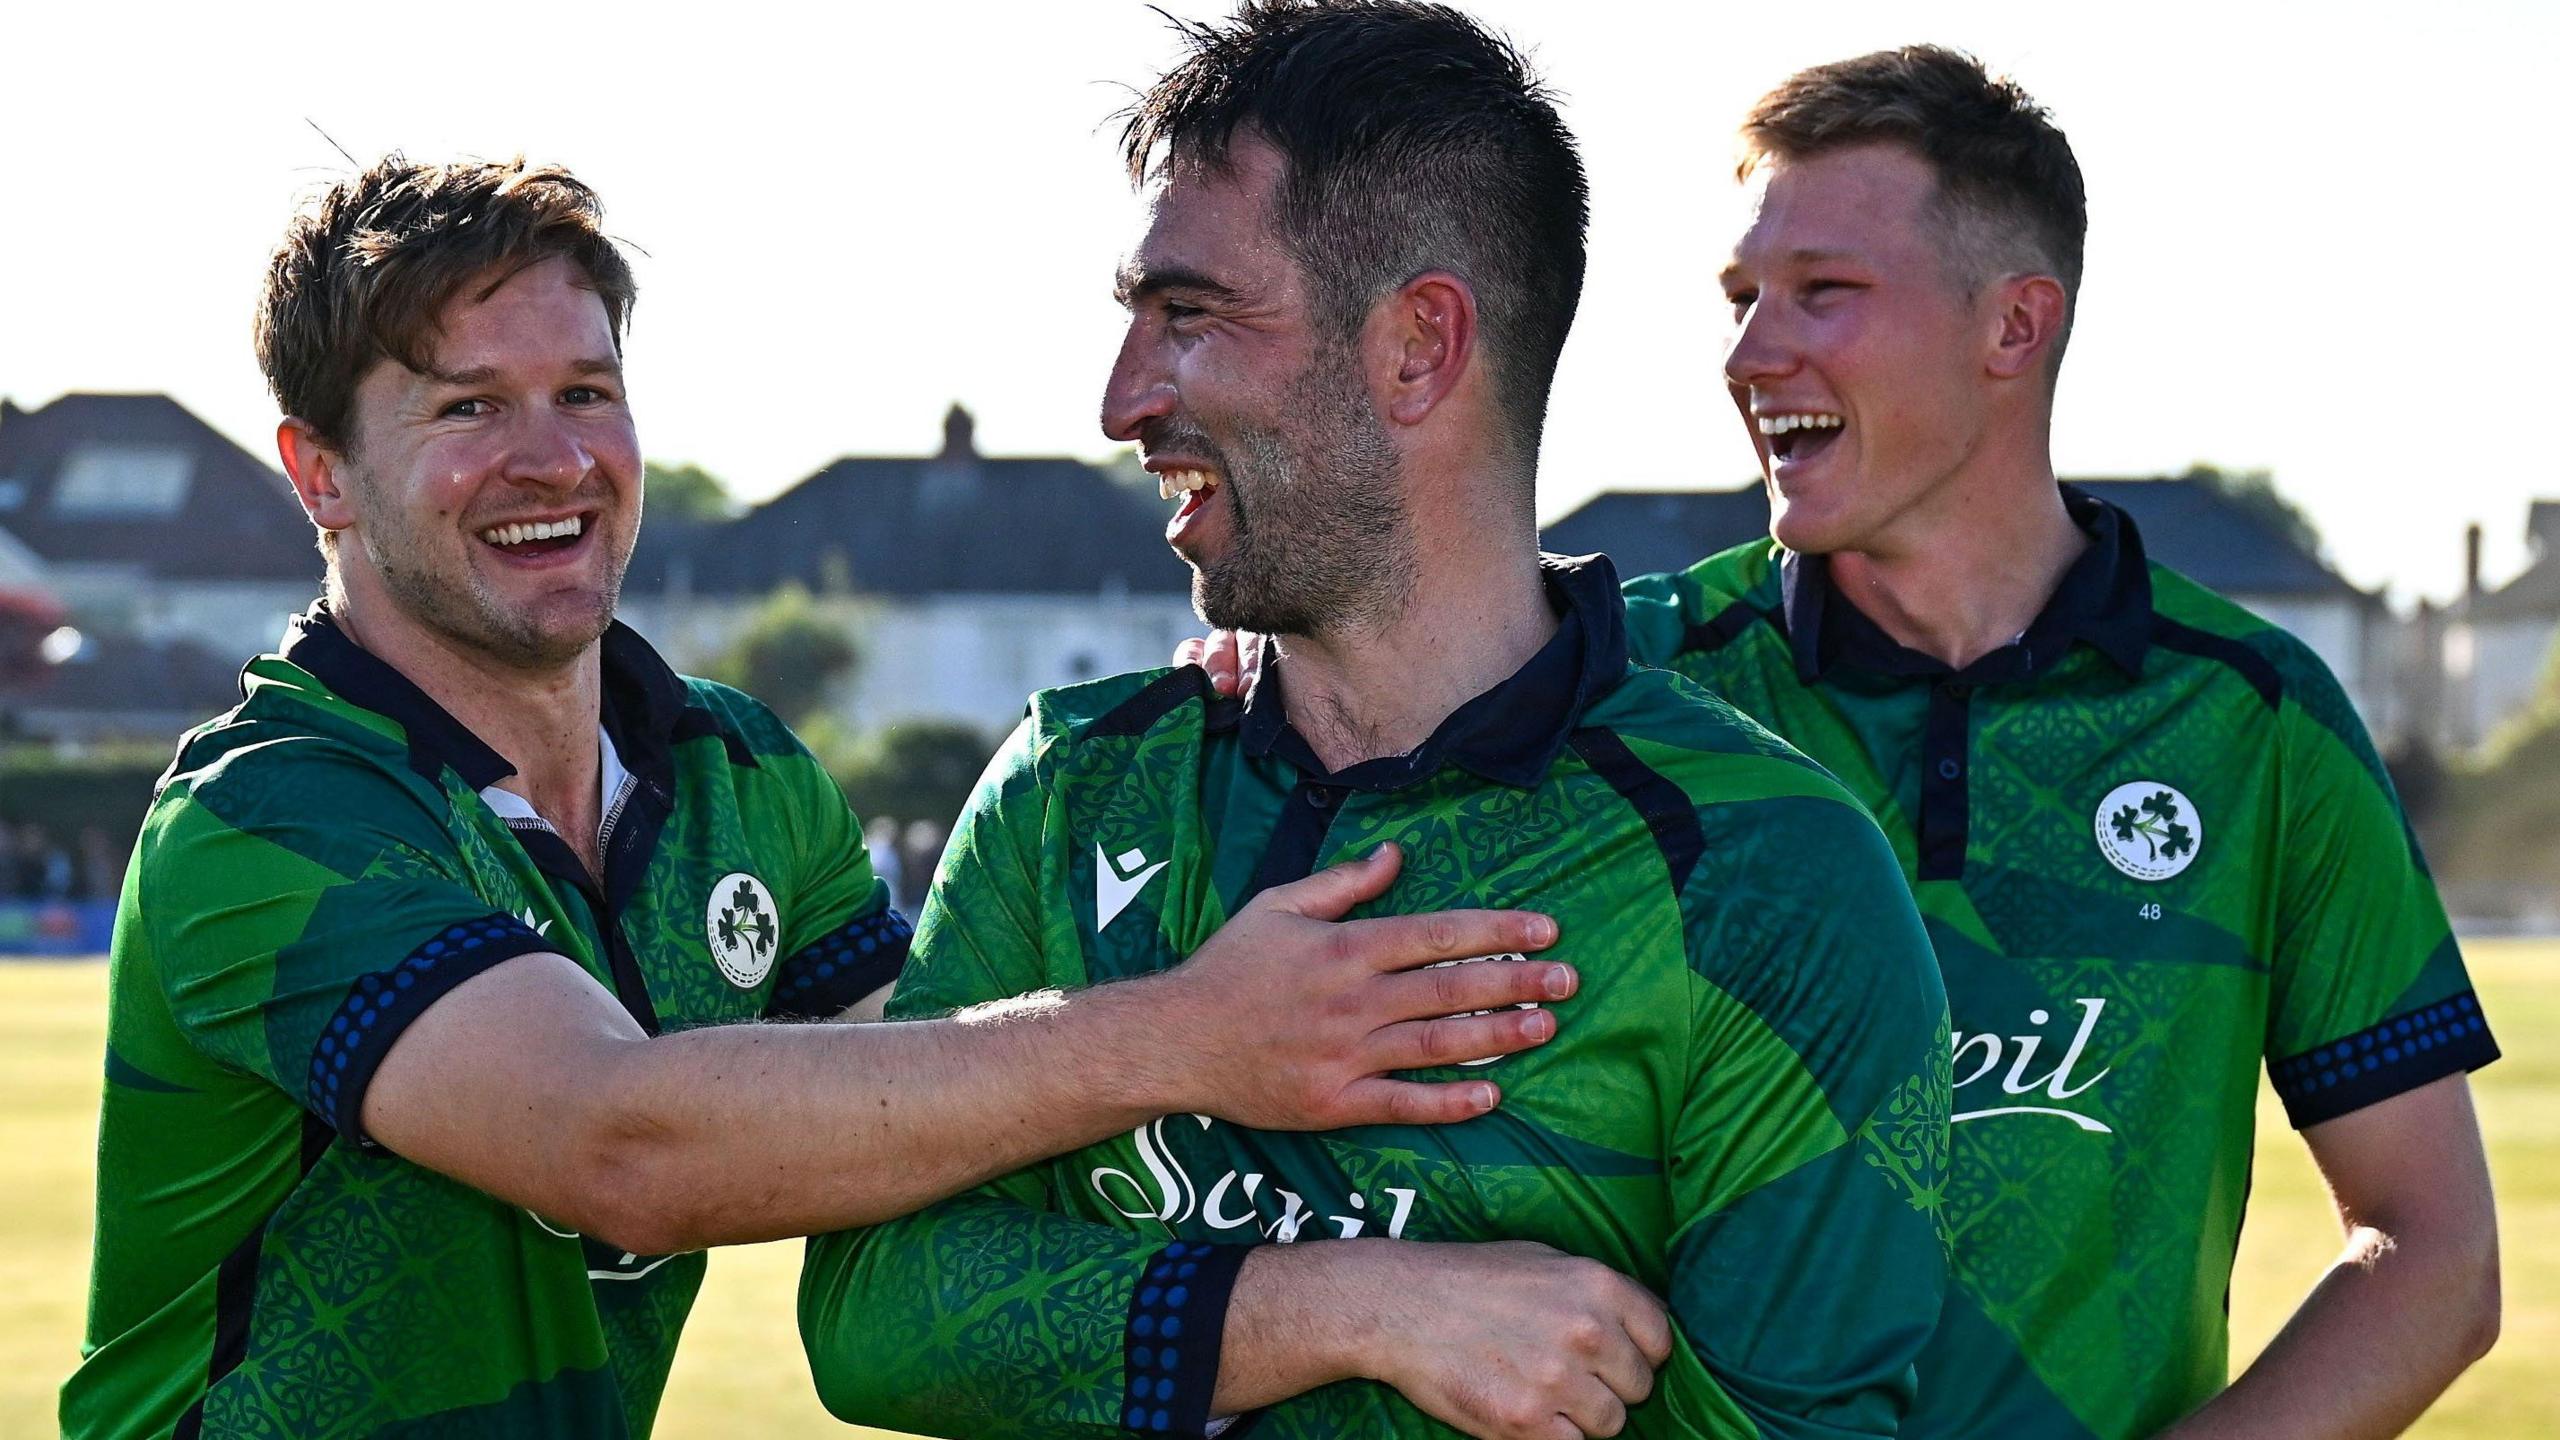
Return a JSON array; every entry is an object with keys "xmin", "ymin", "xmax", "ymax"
[{"xmin": 52, "ymin": 445, "xmax": 194, "ymax": 517}]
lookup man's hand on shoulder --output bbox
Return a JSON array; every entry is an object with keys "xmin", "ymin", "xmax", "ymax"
[
  {"xmin": 1174, "ymin": 628, "xmax": 1265, "ymax": 699},
  {"xmin": 1128, "ymin": 843, "xmax": 1574, "ymax": 1131}
]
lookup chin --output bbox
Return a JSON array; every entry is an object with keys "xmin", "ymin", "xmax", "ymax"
[{"xmin": 1768, "ymin": 499, "xmax": 1858, "ymax": 557}]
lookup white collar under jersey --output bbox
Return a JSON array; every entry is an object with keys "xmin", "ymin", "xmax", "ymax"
[{"xmin": 477, "ymin": 726, "xmax": 637, "ymax": 847}]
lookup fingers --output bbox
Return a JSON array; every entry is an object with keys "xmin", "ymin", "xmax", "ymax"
[
  {"xmin": 1556, "ymin": 1380, "xmax": 1628, "ymax": 1438},
  {"xmin": 1193, "ymin": 628, "xmax": 1247, "ymax": 697},
  {"xmin": 1370, "ymin": 1005, "xmax": 1556, "ymax": 1072},
  {"xmin": 1587, "ymin": 1322, "xmax": 1659, "ymax": 1410},
  {"xmin": 1384, "ymin": 955, "xmax": 1575, "ymax": 1017},
  {"xmin": 1258, "ymin": 843, "xmax": 1402, "ymax": 920},
  {"xmin": 1337, "ymin": 1076, "xmax": 1503, "ymax": 1127},
  {"xmin": 1238, "ymin": 631, "xmax": 1266, "ymax": 693},
  {"xmin": 1342, "ymin": 907, "xmax": 1561, "ymax": 973},
  {"xmin": 1621, "ymin": 1289, "xmax": 1674, "ymax": 1370}
]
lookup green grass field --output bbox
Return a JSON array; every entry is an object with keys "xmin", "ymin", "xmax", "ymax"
[{"xmin": 5, "ymin": 943, "xmax": 2553, "ymax": 1438}]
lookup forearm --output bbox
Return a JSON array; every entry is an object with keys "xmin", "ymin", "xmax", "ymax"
[
  {"xmin": 588, "ymin": 978, "xmax": 1195, "ymax": 1251},
  {"xmin": 802, "ymin": 1194, "xmax": 1356, "ymax": 1437},
  {"xmin": 2161, "ymin": 1222, "xmax": 2498, "ymax": 1439}
]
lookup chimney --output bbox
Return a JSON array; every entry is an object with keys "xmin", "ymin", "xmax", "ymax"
[
  {"xmin": 939, "ymin": 403, "xmax": 977, "ymax": 460},
  {"xmin": 2464, "ymin": 523, "xmax": 2482, "ymax": 604}
]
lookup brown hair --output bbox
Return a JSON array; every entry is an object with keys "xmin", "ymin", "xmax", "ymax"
[
  {"xmin": 1742, "ymin": 46, "xmax": 2086, "ymax": 363},
  {"xmin": 255, "ymin": 154, "xmax": 636, "ymax": 450}
]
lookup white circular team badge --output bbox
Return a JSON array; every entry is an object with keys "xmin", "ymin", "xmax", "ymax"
[
  {"xmin": 2094, "ymin": 781, "xmax": 2202, "ymax": 883},
  {"xmin": 1427, "ymin": 952, "xmax": 1541, "ymax": 1067},
  {"xmin": 706, "ymin": 872, "xmax": 782, "ymax": 987}
]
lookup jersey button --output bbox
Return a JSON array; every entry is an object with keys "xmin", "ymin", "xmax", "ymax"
[
  {"xmin": 1937, "ymin": 757, "xmax": 1963, "ymax": 781},
  {"xmin": 1306, "ymin": 786, "xmax": 1339, "ymax": 809},
  {"xmin": 1945, "ymin": 682, "xmax": 1974, "ymax": 699}
]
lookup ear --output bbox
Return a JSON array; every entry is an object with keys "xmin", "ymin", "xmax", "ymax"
[
  {"xmin": 277, "ymin": 418, "xmax": 358, "ymax": 533},
  {"xmin": 1378, "ymin": 271, "xmax": 1479, "ymax": 427},
  {"xmin": 1985, "ymin": 274, "xmax": 2069, "ymax": 381}
]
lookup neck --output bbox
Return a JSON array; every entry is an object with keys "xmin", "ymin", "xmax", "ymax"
[
  {"xmin": 332, "ymin": 586, "xmax": 604, "ymax": 852},
  {"xmin": 1824, "ymin": 441, "xmax": 2085, "ymax": 670},
  {"xmin": 1271, "ymin": 483, "xmax": 1555, "ymax": 774}
]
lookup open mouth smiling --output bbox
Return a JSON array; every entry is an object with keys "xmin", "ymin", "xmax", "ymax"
[
  {"xmin": 477, "ymin": 512, "xmax": 592, "ymax": 558},
  {"xmin": 1757, "ymin": 411, "xmax": 1845, "ymax": 464}
]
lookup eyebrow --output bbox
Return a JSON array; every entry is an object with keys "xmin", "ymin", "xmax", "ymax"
[
  {"xmin": 1113, "ymin": 263, "xmax": 1246, "ymax": 310},
  {"xmin": 1719, "ymin": 247, "xmax": 1862, "ymax": 287},
  {"xmin": 423, "ymin": 356, "xmax": 622, "ymax": 387}
]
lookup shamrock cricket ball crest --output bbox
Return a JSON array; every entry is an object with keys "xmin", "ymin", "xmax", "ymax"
[
  {"xmin": 707, "ymin": 872, "xmax": 782, "ymax": 987},
  {"xmin": 2095, "ymin": 781, "xmax": 2201, "ymax": 882}
]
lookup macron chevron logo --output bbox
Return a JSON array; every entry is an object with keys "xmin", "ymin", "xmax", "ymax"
[{"xmin": 1095, "ymin": 843, "xmax": 1169, "ymax": 931}]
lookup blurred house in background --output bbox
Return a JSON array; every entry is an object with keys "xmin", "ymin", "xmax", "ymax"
[
  {"xmin": 0, "ymin": 394, "xmax": 314, "ymax": 741},
  {"xmin": 1545, "ymin": 477, "xmax": 2402, "ymax": 741},
  {"xmin": 622, "ymin": 405, "xmax": 1196, "ymax": 736},
  {"xmin": 2436, "ymin": 504, "xmax": 2560, "ymax": 749}
]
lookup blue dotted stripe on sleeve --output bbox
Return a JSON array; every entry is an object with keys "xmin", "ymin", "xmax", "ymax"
[
  {"xmin": 308, "ymin": 913, "xmax": 555, "ymax": 1146},
  {"xmin": 1121, "ymin": 1240, "xmax": 1253, "ymax": 1437},
  {"xmin": 764, "ymin": 907, "xmax": 914, "ymax": 1020},
  {"xmin": 2269, "ymin": 990, "xmax": 2501, "ymax": 1130}
]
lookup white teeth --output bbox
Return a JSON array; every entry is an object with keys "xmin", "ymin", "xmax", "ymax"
[
  {"xmin": 1155, "ymin": 468, "xmax": 1214, "ymax": 501},
  {"xmin": 1755, "ymin": 413, "xmax": 1844, "ymax": 436},
  {"xmin": 480, "ymin": 516, "xmax": 585, "ymax": 546}
]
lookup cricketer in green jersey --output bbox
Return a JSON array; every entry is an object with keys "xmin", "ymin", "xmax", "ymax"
[
  {"xmin": 67, "ymin": 153, "xmax": 1595, "ymax": 1438},
  {"xmin": 805, "ymin": 559, "xmax": 1952, "ymax": 1439},
  {"xmin": 1671, "ymin": 50, "xmax": 2501, "ymax": 1439},
  {"xmin": 804, "ymin": 7, "xmax": 1951, "ymax": 1438}
]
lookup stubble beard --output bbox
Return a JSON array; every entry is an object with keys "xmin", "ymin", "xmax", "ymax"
[
  {"xmin": 1192, "ymin": 340, "xmax": 1417, "ymax": 641},
  {"xmin": 361, "ymin": 498, "xmax": 629, "ymax": 673}
]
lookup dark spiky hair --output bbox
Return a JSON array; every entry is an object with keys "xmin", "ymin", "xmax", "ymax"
[{"xmin": 1122, "ymin": 0, "xmax": 1589, "ymax": 463}]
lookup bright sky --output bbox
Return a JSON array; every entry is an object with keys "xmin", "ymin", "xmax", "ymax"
[{"xmin": 4, "ymin": 1, "xmax": 2550, "ymax": 602}]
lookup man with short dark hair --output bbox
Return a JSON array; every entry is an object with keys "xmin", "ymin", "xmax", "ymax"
[
  {"xmin": 63, "ymin": 153, "xmax": 1587, "ymax": 1438},
  {"xmin": 803, "ymin": 7, "xmax": 1950, "ymax": 1438},
  {"xmin": 1203, "ymin": 41, "xmax": 2504, "ymax": 1439}
]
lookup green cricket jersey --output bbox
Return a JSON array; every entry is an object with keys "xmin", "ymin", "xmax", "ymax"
[
  {"xmin": 65, "ymin": 607, "xmax": 907, "ymax": 1439},
  {"xmin": 1620, "ymin": 489, "xmax": 2500, "ymax": 1439},
  {"xmin": 800, "ymin": 556, "xmax": 1951, "ymax": 1439}
]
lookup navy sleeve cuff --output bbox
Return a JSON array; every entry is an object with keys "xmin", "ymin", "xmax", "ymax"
[
  {"xmin": 1121, "ymin": 1240, "xmax": 1253, "ymax": 1437},
  {"xmin": 2270, "ymin": 990, "xmax": 2500, "ymax": 1129},
  {"xmin": 765, "ymin": 907, "xmax": 914, "ymax": 1019},
  {"xmin": 308, "ymin": 913, "xmax": 555, "ymax": 1147}
]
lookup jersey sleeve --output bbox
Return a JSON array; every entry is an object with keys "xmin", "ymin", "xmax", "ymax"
[
  {"xmin": 2262, "ymin": 654, "xmax": 2497, "ymax": 1129},
  {"xmin": 1655, "ymin": 791, "xmax": 1951, "ymax": 1437},
  {"xmin": 798, "ymin": 722, "xmax": 1250, "ymax": 1440},
  {"xmin": 142, "ymin": 738, "xmax": 555, "ymax": 1147},
  {"xmin": 760, "ymin": 734, "xmax": 909, "ymax": 1021}
]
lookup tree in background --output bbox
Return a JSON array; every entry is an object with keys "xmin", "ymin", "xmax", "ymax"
[
  {"xmin": 703, "ymin": 583, "xmax": 857, "ymax": 729},
  {"xmin": 2182, "ymin": 463, "xmax": 2323, "ymax": 560},
  {"xmin": 644, "ymin": 460, "xmax": 738, "ymax": 523},
  {"xmin": 833, "ymin": 720, "xmax": 998, "ymax": 832}
]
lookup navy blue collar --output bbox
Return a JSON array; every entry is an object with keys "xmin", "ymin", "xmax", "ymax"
[
  {"xmin": 1779, "ymin": 485, "xmax": 2153, "ymax": 685},
  {"xmin": 280, "ymin": 604, "xmax": 692, "ymax": 792},
  {"xmin": 1237, "ymin": 552, "xmax": 1631, "ymax": 791}
]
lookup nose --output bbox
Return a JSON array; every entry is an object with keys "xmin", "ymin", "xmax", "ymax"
[
  {"xmin": 1722, "ymin": 294, "xmax": 1800, "ymax": 395},
  {"xmin": 509, "ymin": 404, "xmax": 593, "ymax": 489},
  {"xmin": 1101, "ymin": 318, "xmax": 1175, "ymax": 444}
]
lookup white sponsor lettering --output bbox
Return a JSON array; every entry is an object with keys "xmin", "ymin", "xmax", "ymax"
[
  {"xmin": 1951, "ymin": 997, "xmax": 2115, "ymax": 1133},
  {"xmin": 1091, "ymin": 1114, "xmax": 1418, "ymax": 1242}
]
